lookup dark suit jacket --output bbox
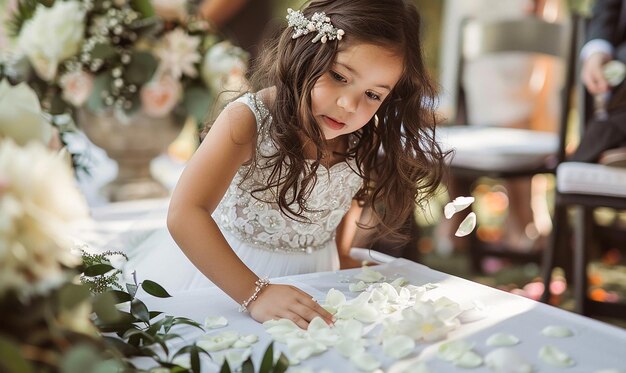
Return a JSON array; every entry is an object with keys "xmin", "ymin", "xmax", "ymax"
[{"xmin": 588, "ymin": 0, "xmax": 626, "ymax": 63}]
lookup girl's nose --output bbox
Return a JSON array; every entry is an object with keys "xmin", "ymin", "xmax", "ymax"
[{"xmin": 337, "ymin": 94, "xmax": 357, "ymax": 113}]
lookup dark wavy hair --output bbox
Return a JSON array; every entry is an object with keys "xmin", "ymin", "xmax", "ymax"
[{"xmin": 227, "ymin": 0, "xmax": 448, "ymax": 243}]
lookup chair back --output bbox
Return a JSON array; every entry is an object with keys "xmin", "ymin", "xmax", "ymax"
[{"xmin": 453, "ymin": 16, "xmax": 577, "ymax": 166}]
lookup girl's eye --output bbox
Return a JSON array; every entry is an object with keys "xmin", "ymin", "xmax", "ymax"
[
  {"xmin": 330, "ymin": 71, "xmax": 347, "ymax": 83},
  {"xmin": 366, "ymin": 91, "xmax": 381, "ymax": 101}
]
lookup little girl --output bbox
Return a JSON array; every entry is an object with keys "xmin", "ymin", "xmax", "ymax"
[{"xmin": 167, "ymin": 0, "xmax": 446, "ymax": 328}]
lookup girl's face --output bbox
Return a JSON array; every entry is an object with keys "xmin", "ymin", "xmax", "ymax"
[{"xmin": 311, "ymin": 42, "xmax": 404, "ymax": 140}]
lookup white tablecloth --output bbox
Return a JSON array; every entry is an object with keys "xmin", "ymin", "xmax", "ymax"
[{"xmin": 137, "ymin": 259, "xmax": 626, "ymax": 373}]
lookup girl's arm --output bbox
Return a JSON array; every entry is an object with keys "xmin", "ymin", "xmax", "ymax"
[
  {"xmin": 335, "ymin": 199, "xmax": 365, "ymax": 269},
  {"xmin": 167, "ymin": 102, "xmax": 333, "ymax": 328}
]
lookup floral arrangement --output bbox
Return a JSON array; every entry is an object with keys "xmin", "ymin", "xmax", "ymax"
[{"xmin": 2, "ymin": 0, "xmax": 248, "ymax": 124}]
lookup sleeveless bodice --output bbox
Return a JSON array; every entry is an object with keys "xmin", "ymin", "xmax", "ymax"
[{"xmin": 213, "ymin": 93, "xmax": 363, "ymax": 254}]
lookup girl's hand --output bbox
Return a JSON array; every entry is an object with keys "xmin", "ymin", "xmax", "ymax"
[{"xmin": 247, "ymin": 284, "xmax": 334, "ymax": 329}]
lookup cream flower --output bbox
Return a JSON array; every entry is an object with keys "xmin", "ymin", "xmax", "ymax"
[
  {"xmin": 0, "ymin": 139, "xmax": 88, "ymax": 298},
  {"xmin": 17, "ymin": 1, "xmax": 85, "ymax": 81},
  {"xmin": 155, "ymin": 28, "xmax": 201, "ymax": 79},
  {"xmin": 151, "ymin": 0, "xmax": 187, "ymax": 22},
  {"xmin": 0, "ymin": 80, "xmax": 51, "ymax": 146},
  {"xmin": 140, "ymin": 75, "xmax": 182, "ymax": 118},
  {"xmin": 201, "ymin": 41, "xmax": 248, "ymax": 90},
  {"xmin": 59, "ymin": 70, "xmax": 94, "ymax": 107}
]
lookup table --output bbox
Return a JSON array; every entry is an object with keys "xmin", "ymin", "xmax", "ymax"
[{"xmin": 138, "ymin": 258, "xmax": 626, "ymax": 372}]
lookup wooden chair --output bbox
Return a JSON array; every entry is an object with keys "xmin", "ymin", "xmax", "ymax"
[
  {"xmin": 437, "ymin": 16, "xmax": 576, "ymax": 271},
  {"xmin": 540, "ymin": 15, "xmax": 626, "ymax": 320}
]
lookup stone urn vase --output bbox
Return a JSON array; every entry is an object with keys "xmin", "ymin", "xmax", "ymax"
[{"xmin": 78, "ymin": 109, "xmax": 184, "ymax": 202}]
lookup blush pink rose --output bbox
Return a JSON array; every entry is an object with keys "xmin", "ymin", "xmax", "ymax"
[
  {"xmin": 140, "ymin": 75, "xmax": 181, "ymax": 117},
  {"xmin": 59, "ymin": 70, "xmax": 94, "ymax": 107}
]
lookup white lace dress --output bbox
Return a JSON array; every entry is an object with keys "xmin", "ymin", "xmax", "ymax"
[{"xmin": 127, "ymin": 93, "xmax": 363, "ymax": 291}]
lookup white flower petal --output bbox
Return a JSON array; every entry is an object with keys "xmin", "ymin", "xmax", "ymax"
[
  {"xmin": 335, "ymin": 338, "xmax": 366, "ymax": 357},
  {"xmin": 454, "ymin": 350, "xmax": 483, "ymax": 368},
  {"xmin": 539, "ymin": 345, "xmax": 575, "ymax": 367},
  {"xmin": 383, "ymin": 335, "xmax": 415, "ymax": 359},
  {"xmin": 334, "ymin": 319, "xmax": 363, "ymax": 340},
  {"xmin": 349, "ymin": 281, "xmax": 369, "ymax": 292},
  {"xmin": 486, "ymin": 332, "xmax": 520, "ymax": 347},
  {"xmin": 485, "ymin": 348, "xmax": 533, "ymax": 373},
  {"xmin": 444, "ymin": 196, "xmax": 475, "ymax": 219},
  {"xmin": 455, "ymin": 212, "xmax": 477, "ymax": 237},
  {"xmin": 391, "ymin": 277, "xmax": 409, "ymax": 288},
  {"xmin": 204, "ymin": 316, "xmax": 228, "ymax": 329},
  {"xmin": 354, "ymin": 267, "xmax": 385, "ymax": 283},
  {"xmin": 437, "ymin": 340, "xmax": 474, "ymax": 362},
  {"xmin": 350, "ymin": 351, "xmax": 381, "ymax": 371},
  {"xmin": 232, "ymin": 334, "xmax": 258, "ymax": 348},
  {"xmin": 325, "ymin": 288, "xmax": 347, "ymax": 307},
  {"xmin": 541, "ymin": 325, "xmax": 574, "ymax": 338},
  {"xmin": 197, "ymin": 331, "xmax": 239, "ymax": 351},
  {"xmin": 286, "ymin": 337, "xmax": 326, "ymax": 361}
]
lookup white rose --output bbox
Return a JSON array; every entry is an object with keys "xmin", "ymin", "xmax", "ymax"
[
  {"xmin": 0, "ymin": 79, "xmax": 51, "ymax": 146},
  {"xmin": 151, "ymin": 0, "xmax": 187, "ymax": 22},
  {"xmin": 0, "ymin": 139, "xmax": 88, "ymax": 298},
  {"xmin": 17, "ymin": 1, "xmax": 85, "ymax": 81},
  {"xmin": 201, "ymin": 41, "xmax": 249, "ymax": 91},
  {"xmin": 60, "ymin": 70, "xmax": 94, "ymax": 107}
]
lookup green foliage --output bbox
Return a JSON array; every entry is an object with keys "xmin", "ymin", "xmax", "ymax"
[
  {"xmin": 6, "ymin": 0, "xmax": 41, "ymax": 37},
  {"xmin": 80, "ymin": 250, "xmax": 126, "ymax": 293}
]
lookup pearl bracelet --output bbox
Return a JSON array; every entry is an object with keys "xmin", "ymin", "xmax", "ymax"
[{"xmin": 239, "ymin": 277, "xmax": 270, "ymax": 312}]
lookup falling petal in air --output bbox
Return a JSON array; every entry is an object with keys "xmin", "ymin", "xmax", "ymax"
[
  {"xmin": 444, "ymin": 196, "xmax": 475, "ymax": 219},
  {"xmin": 455, "ymin": 212, "xmax": 477, "ymax": 237}
]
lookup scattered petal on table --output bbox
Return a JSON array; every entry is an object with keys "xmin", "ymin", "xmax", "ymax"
[
  {"xmin": 539, "ymin": 345, "xmax": 575, "ymax": 367},
  {"xmin": 286, "ymin": 337, "xmax": 327, "ymax": 362},
  {"xmin": 454, "ymin": 350, "xmax": 483, "ymax": 368},
  {"xmin": 325, "ymin": 288, "xmax": 347, "ymax": 308},
  {"xmin": 334, "ymin": 319, "xmax": 364, "ymax": 340},
  {"xmin": 335, "ymin": 337, "xmax": 366, "ymax": 357},
  {"xmin": 232, "ymin": 334, "xmax": 258, "ymax": 348},
  {"xmin": 444, "ymin": 196, "xmax": 475, "ymax": 219},
  {"xmin": 197, "ymin": 330, "xmax": 239, "ymax": 352},
  {"xmin": 437, "ymin": 340, "xmax": 474, "ymax": 362},
  {"xmin": 486, "ymin": 332, "xmax": 520, "ymax": 347},
  {"xmin": 541, "ymin": 325, "xmax": 574, "ymax": 338},
  {"xmin": 485, "ymin": 348, "xmax": 533, "ymax": 373},
  {"xmin": 212, "ymin": 348, "xmax": 252, "ymax": 370},
  {"xmin": 383, "ymin": 335, "xmax": 415, "ymax": 359},
  {"xmin": 391, "ymin": 277, "xmax": 409, "ymax": 289},
  {"xmin": 204, "ymin": 315, "xmax": 228, "ymax": 329},
  {"xmin": 308, "ymin": 317, "xmax": 340, "ymax": 346},
  {"xmin": 350, "ymin": 351, "xmax": 381, "ymax": 372},
  {"xmin": 349, "ymin": 280, "xmax": 368, "ymax": 292},
  {"xmin": 455, "ymin": 212, "xmax": 476, "ymax": 237},
  {"xmin": 354, "ymin": 267, "xmax": 385, "ymax": 283},
  {"xmin": 171, "ymin": 355, "xmax": 191, "ymax": 369}
]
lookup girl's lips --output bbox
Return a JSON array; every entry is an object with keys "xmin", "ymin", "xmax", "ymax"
[{"xmin": 322, "ymin": 115, "xmax": 345, "ymax": 130}]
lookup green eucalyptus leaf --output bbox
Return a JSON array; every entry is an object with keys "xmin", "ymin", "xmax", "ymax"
[
  {"xmin": 163, "ymin": 315, "xmax": 175, "ymax": 333},
  {"xmin": 259, "ymin": 342, "xmax": 273, "ymax": 373},
  {"xmin": 60, "ymin": 345, "xmax": 100, "ymax": 373},
  {"xmin": 93, "ymin": 291, "xmax": 123, "ymax": 324},
  {"xmin": 123, "ymin": 51, "xmax": 158, "ymax": 85},
  {"xmin": 219, "ymin": 360, "xmax": 231, "ymax": 373},
  {"xmin": 241, "ymin": 358, "xmax": 254, "ymax": 373},
  {"xmin": 126, "ymin": 283, "xmax": 138, "ymax": 298},
  {"xmin": 191, "ymin": 346, "xmax": 201, "ymax": 373},
  {"xmin": 91, "ymin": 43, "xmax": 117, "ymax": 60},
  {"xmin": 0, "ymin": 336, "xmax": 34, "ymax": 373},
  {"xmin": 102, "ymin": 336, "xmax": 141, "ymax": 357},
  {"xmin": 171, "ymin": 317, "xmax": 204, "ymax": 331},
  {"xmin": 57, "ymin": 283, "xmax": 91, "ymax": 310},
  {"xmin": 131, "ymin": 298, "xmax": 150, "ymax": 323},
  {"xmin": 181, "ymin": 85, "xmax": 213, "ymax": 124},
  {"xmin": 274, "ymin": 353, "xmax": 289, "ymax": 373},
  {"xmin": 130, "ymin": 0, "xmax": 155, "ymax": 17},
  {"xmin": 83, "ymin": 263, "xmax": 115, "ymax": 277},
  {"xmin": 86, "ymin": 73, "xmax": 112, "ymax": 113},
  {"xmin": 141, "ymin": 280, "xmax": 171, "ymax": 298},
  {"xmin": 109, "ymin": 290, "xmax": 132, "ymax": 303}
]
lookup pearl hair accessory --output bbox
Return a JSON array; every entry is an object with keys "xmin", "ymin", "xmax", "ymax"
[{"xmin": 286, "ymin": 8, "xmax": 345, "ymax": 44}]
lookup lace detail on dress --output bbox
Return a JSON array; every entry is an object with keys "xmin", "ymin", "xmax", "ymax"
[{"xmin": 213, "ymin": 93, "xmax": 363, "ymax": 254}]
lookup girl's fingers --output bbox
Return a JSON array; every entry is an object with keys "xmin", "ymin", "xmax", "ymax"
[
  {"xmin": 297, "ymin": 296, "xmax": 335, "ymax": 324},
  {"xmin": 281, "ymin": 311, "xmax": 309, "ymax": 330}
]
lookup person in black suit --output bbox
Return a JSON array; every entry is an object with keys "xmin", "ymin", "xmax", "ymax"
[{"xmin": 571, "ymin": 0, "xmax": 626, "ymax": 164}]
